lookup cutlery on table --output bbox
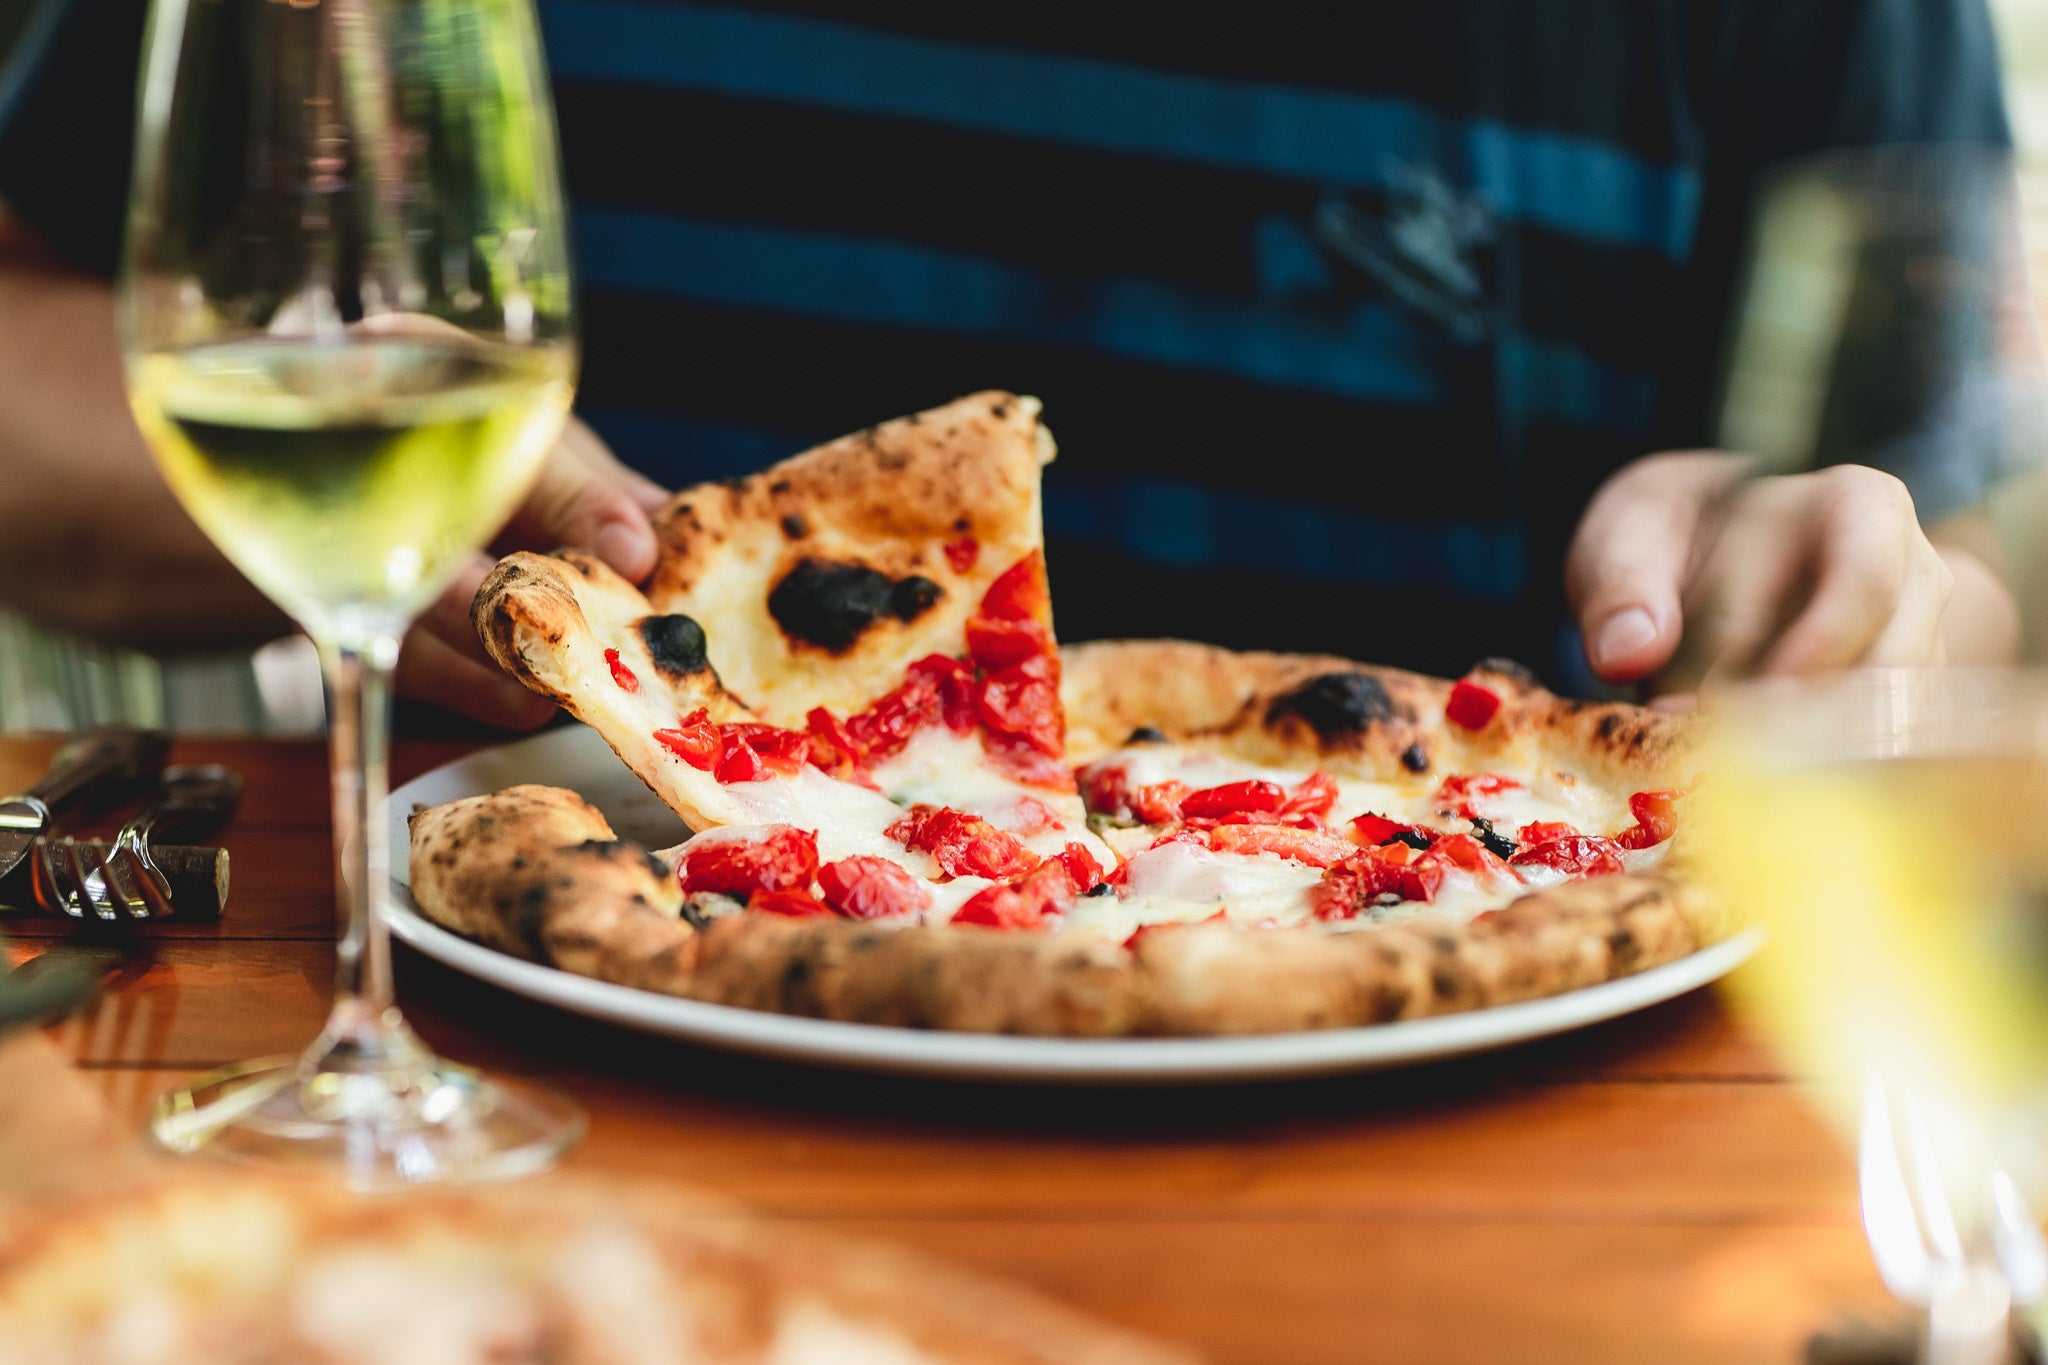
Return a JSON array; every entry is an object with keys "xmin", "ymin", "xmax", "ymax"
[
  {"xmin": 0, "ymin": 729, "xmax": 169, "ymax": 885},
  {"xmin": 64, "ymin": 765, "xmax": 242, "ymax": 920}
]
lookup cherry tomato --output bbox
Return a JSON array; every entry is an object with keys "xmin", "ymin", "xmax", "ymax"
[
  {"xmin": 965, "ymin": 614, "xmax": 1050, "ymax": 671},
  {"xmin": 1281, "ymin": 771, "xmax": 1340, "ymax": 820},
  {"xmin": 1178, "ymin": 779, "xmax": 1288, "ymax": 821},
  {"xmin": 943, "ymin": 535, "xmax": 980, "ymax": 573},
  {"xmin": 654, "ymin": 710, "xmax": 720, "ymax": 770},
  {"xmin": 1054, "ymin": 841, "xmax": 1104, "ymax": 892},
  {"xmin": 680, "ymin": 826, "xmax": 819, "ymax": 898},
  {"xmin": 722, "ymin": 723, "xmax": 810, "ymax": 775},
  {"xmin": 1445, "ymin": 678, "xmax": 1503, "ymax": 730},
  {"xmin": 1423, "ymin": 833, "xmax": 1511, "ymax": 879},
  {"xmin": 1311, "ymin": 843, "xmax": 1446, "ymax": 919},
  {"xmin": 1129, "ymin": 780, "xmax": 1189, "ymax": 825},
  {"xmin": 817, "ymin": 856, "xmax": 931, "ymax": 920},
  {"xmin": 976, "ymin": 655, "xmax": 1063, "ymax": 756},
  {"xmin": 1517, "ymin": 820, "xmax": 1579, "ymax": 845},
  {"xmin": 805, "ymin": 707, "xmax": 860, "ymax": 773},
  {"xmin": 846, "ymin": 655, "xmax": 972, "ymax": 761},
  {"xmin": 979, "ymin": 549, "xmax": 1050, "ymax": 622},
  {"xmin": 1615, "ymin": 788, "xmax": 1683, "ymax": 849},
  {"xmin": 886, "ymin": 805, "xmax": 1041, "ymax": 881},
  {"xmin": 604, "ymin": 647, "xmax": 640, "ymax": 694},
  {"xmin": 1510, "ymin": 835, "xmax": 1626, "ymax": 877},
  {"xmin": 1204, "ymin": 824, "xmax": 1352, "ymax": 868},
  {"xmin": 950, "ymin": 859, "xmax": 1076, "ymax": 930},
  {"xmin": 750, "ymin": 888, "xmax": 835, "ymax": 918},
  {"xmin": 907, "ymin": 654, "xmax": 978, "ymax": 733}
]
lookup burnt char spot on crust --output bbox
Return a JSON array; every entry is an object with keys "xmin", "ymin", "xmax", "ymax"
[
  {"xmin": 1473, "ymin": 656, "xmax": 1539, "ymax": 687},
  {"xmin": 515, "ymin": 883, "xmax": 553, "ymax": 961},
  {"xmin": 1597, "ymin": 713, "xmax": 1622, "ymax": 741},
  {"xmin": 768, "ymin": 558, "xmax": 946, "ymax": 654},
  {"xmin": 1400, "ymin": 742, "xmax": 1430, "ymax": 773},
  {"xmin": 780, "ymin": 512, "xmax": 808, "ymax": 539},
  {"xmin": 890, "ymin": 575, "xmax": 943, "ymax": 620},
  {"xmin": 638, "ymin": 614, "xmax": 711, "ymax": 676},
  {"xmin": 1266, "ymin": 671, "xmax": 1402, "ymax": 737},
  {"xmin": 1125, "ymin": 726, "xmax": 1169, "ymax": 745}
]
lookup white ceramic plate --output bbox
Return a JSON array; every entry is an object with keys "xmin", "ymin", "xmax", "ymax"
[{"xmin": 383, "ymin": 726, "xmax": 1760, "ymax": 1084}]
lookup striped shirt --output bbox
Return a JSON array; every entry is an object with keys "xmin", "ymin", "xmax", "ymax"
[{"xmin": 0, "ymin": 0, "xmax": 2012, "ymax": 692}]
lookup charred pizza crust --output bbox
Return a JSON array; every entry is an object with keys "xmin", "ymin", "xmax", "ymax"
[
  {"xmin": 1061, "ymin": 642, "xmax": 1689, "ymax": 791},
  {"xmin": 407, "ymin": 643, "xmax": 1720, "ymax": 1037},
  {"xmin": 0, "ymin": 1174, "xmax": 1191, "ymax": 1364}
]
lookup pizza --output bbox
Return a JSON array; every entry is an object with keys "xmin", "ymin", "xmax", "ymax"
[
  {"xmin": 0, "ymin": 1174, "xmax": 1190, "ymax": 1364},
  {"xmin": 408, "ymin": 391, "xmax": 1721, "ymax": 1036}
]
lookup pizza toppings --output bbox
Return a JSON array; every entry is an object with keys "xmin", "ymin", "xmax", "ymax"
[
  {"xmin": 1510, "ymin": 835, "xmax": 1626, "ymax": 878},
  {"xmin": 679, "ymin": 826, "xmax": 820, "ymax": 899},
  {"xmin": 818, "ymin": 855, "xmax": 932, "ymax": 920},
  {"xmin": 1445, "ymin": 678, "xmax": 1502, "ymax": 730},
  {"xmin": 604, "ymin": 648, "xmax": 640, "ymax": 693},
  {"xmin": 1203, "ymin": 824, "xmax": 1352, "ymax": 868},
  {"xmin": 655, "ymin": 711, "xmax": 722, "ymax": 770},
  {"xmin": 751, "ymin": 887, "xmax": 835, "ymax": 917},
  {"xmin": 951, "ymin": 859, "xmax": 1079, "ymax": 930},
  {"xmin": 1615, "ymin": 788, "xmax": 1683, "ymax": 849},
  {"xmin": 943, "ymin": 534, "xmax": 980, "ymax": 573},
  {"xmin": 886, "ymin": 805, "xmax": 1039, "ymax": 880}
]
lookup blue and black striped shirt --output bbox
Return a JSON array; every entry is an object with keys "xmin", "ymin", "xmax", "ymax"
[{"xmin": 0, "ymin": 0, "xmax": 2012, "ymax": 680}]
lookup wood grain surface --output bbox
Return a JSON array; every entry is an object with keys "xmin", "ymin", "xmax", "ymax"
[{"xmin": 0, "ymin": 734, "xmax": 1905, "ymax": 1364}]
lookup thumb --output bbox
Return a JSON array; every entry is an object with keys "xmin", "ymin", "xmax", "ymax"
[
  {"xmin": 1565, "ymin": 451, "xmax": 1740, "ymax": 683},
  {"xmin": 510, "ymin": 417, "xmax": 670, "ymax": 583}
]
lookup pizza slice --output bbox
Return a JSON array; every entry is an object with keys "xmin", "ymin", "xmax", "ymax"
[{"xmin": 473, "ymin": 391, "xmax": 1111, "ymax": 919}]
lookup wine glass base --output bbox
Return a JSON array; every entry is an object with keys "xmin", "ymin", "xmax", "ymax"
[{"xmin": 148, "ymin": 1053, "xmax": 584, "ymax": 1191}]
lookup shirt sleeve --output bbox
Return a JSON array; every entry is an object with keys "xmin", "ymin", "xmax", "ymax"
[
  {"xmin": 0, "ymin": 0, "xmax": 149, "ymax": 276},
  {"xmin": 1705, "ymin": 0, "xmax": 2020, "ymax": 525}
]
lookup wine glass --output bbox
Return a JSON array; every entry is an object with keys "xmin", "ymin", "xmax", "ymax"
[
  {"xmin": 120, "ymin": 0, "xmax": 582, "ymax": 1184},
  {"xmin": 1707, "ymin": 670, "xmax": 2048, "ymax": 1364}
]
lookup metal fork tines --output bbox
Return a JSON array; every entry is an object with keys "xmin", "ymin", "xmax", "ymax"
[{"xmin": 30, "ymin": 836, "xmax": 170, "ymax": 921}]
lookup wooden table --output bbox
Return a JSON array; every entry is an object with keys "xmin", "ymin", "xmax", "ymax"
[{"xmin": 0, "ymin": 734, "xmax": 1902, "ymax": 1364}]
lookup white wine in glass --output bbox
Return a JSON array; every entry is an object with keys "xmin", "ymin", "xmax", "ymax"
[
  {"xmin": 121, "ymin": 0, "xmax": 583, "ymax": 1184},
  {"xmin": 1707, "ymin": 671, "xmax": 2048, "ymax": 1364}
]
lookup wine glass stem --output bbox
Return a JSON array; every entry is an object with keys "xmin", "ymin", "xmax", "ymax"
[{"xmin": 322, "ymin": 633, "xmax": 400, "ymax": 1018}]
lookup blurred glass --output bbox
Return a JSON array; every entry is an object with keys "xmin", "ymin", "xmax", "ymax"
[
  {"xmin": 1707, "ymin": 670, "xmax": 2048, "ymax": 1364},
  {"xmin": 1721, "ymin": 147, "xmax": 2048, "ymax": 512}
]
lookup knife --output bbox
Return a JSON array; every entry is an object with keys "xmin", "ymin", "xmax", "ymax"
[{"xmin": 0, "ymin": 729, "xmax": 171, "ymax": 883}]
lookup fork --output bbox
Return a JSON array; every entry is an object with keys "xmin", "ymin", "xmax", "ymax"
[
  {"xmin": 37, "ymin": 766, "xmax": 241, "ymax": 921},
  {"xmin": 1859, "ymin": 1069, "xmax": 2048, "ymax": 1365}
]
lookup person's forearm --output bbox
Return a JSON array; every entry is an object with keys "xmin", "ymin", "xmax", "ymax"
[{"xmin": 0, "ymin": 211, "xmax": 287, "ymax": 652}]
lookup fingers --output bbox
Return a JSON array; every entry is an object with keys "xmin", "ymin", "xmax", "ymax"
[
  {"xmin": 1565, "ymin": 451, "xmax": 1748, "ymax": 682},
  {"xmin": 395, "ymin": 625, "xmax": 557, "ymax": 730},
  {"xmin": 1649, "ymin": 464, "xmax": 1952, "ymax": 690},
  {"xmin": 1756, "ymin": 468, "xmax": 1945, "ymax": 674},
  {"xmin": 505, "ymin": 418, "xmax": 671, "ymax": 582}
]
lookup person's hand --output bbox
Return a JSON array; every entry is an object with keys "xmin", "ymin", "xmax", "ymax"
[
  {"xmin": 1565, "ymin": 451, "xmax": 1954, "ymax": 703},
  {"xmin": 396, "ymin": 417, "xmax": 669, "ymax": 727}
]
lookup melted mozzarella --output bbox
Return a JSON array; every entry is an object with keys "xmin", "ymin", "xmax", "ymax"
[{"xmin": 1057, "ymin": 842, "xmax": 1325, "ymax": 944}]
